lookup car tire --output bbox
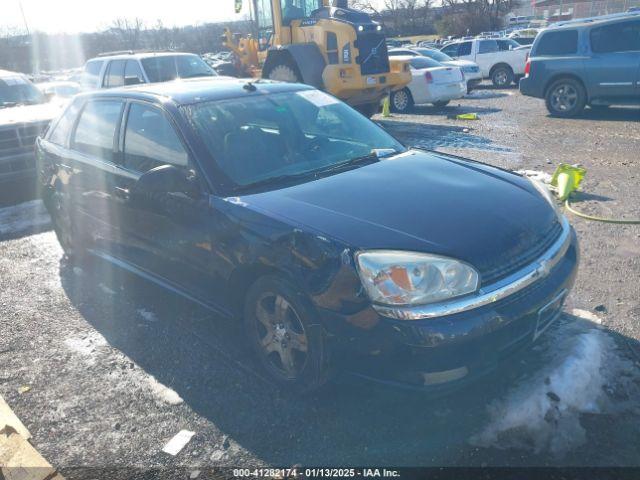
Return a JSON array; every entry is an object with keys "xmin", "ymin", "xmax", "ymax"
[
  {"xmin": 390, "ymin": 88, "xmax": 414, "ymax": 113},
  {"xmin": 432, "ymin": 100, "xmax": 450, "ymax": 109},
  {"xmin": 264, "ymin": 59, "xmax": 303, "ymax": 83},
  {"xmin": 244, "ymin": 275, "xmax": 330, "ymax": 393},
  {"xmin": 491, "ymin": 65, "xmax": 514, "ymax": 88},
  {"xmin": 47, "ymin": 191, "xmax": 87, "ymax": 261},
  {"xmin": 545, "ymin": 78, "xmax": 587, "ymax": 118}
]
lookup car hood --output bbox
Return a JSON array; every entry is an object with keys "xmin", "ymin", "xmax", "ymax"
[
  {"xmin": 0, "ymin": 100, "xmax": 64, "ymax": 127},
  {"xmin": 241, "ymin": 150, "xmax": 561, "ymax": 282}
]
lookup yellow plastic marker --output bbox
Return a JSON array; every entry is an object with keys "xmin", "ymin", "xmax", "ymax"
[
  {"xmin": 550, "ymin": 164, "xmax": 586, "ymax": 201},
  {"xmin": 382, "ymin": 97, "xmax": 391, "ymax": 118},
  {"xmin": 456, "ymin": 113, "xmax": 479, "ymax": 120}
]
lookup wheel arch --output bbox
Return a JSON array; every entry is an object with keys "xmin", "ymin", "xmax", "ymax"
[
  {"xmin": 543, "ymin": 74, "xmax": 589, "ymax": 102},
  {"xmin": 489, "ymin": 62, "xmax": 514, "ymax": 78}
]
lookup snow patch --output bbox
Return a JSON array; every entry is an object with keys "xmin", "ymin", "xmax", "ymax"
[
  {"xmin": 64, "ymin": 332, "xmax": 108, "ymax": 364},
  {"xmin": 470, "ymin": 324, "xmax": 635, "ymax": 457},
  {"xmin": 0, "ymin": 200, "xmax": 51, "ymax": 238},
  {"xmin": 146, "ymin": 375, "xmax": 184, "ymax": 406},
  {"xmin": 137, "ymin": 308, "xmax": 157, "ymax": 322},
  {"xmin": 516, "ymin": 169, "xmax": 553, "ymax": 184},
  {"xmin": 99, "ymin": 283, "xmax": 117, "ymax": 296}
]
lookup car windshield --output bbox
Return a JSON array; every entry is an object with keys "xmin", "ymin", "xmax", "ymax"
[
  {"xmin": 0, "ymin": 75, "xmax": 46, "ymax": 108},
  {"xmin": 414, "ymin": 48, "xmax": 453, "ymax": 62},
  {"xmin": 141, "ymin": 55, "xmax": 217, "ymax": 83},
  {"xmin": 184, "ymin": 89, "xmax": 405, "ymax": 191}
]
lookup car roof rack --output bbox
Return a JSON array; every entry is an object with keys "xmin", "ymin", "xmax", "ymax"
[
  {"xmin": 550, "ymin": 10, "xmax": 640, "ymax": 28},
  {"xmin": 96, "ymin": 49, "xmax": 178, "ymax": 57}
]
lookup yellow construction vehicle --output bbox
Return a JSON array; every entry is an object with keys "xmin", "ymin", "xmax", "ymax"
[{"xmin": 223, "ymin": 0, "xmax": 411, "ymax": 116}]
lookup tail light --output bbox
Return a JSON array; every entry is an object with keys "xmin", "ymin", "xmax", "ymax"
[
  {"xmin": 425, "ymin": 71, "xmax": 433, "ymax": 83},
  {"xmin": 524, "ymin": 59, "xmax": 531, "ymax": 77}
]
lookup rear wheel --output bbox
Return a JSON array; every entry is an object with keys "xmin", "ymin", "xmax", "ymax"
[
  {"xmin": 545, "ymin": 78, "xmax": 587, "ymax": 117},
  {"xmin": 432, "ymin": 100, "xmax": 450, "ymax": 109},
  {"xmin": 390, "ymin": 88, "xmax": 414, "ymax": 113},
  {"xmin": 244, "ymin": 275, "xmax": 330, "ymax": 392},
  {"xmin": 48, "ymin": 192, "xmax": 86, "ymax": 261},
  {"xmin": 491, "ymin": 65, "xmax": 514, "ymax": 88}
]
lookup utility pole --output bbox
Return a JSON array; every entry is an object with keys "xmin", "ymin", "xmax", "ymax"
[{"xmin": 17, "ymin": 0, "xmax": 30, "ymax": 36}]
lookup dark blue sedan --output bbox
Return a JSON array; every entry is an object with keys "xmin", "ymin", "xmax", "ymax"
[{"xmin": 36, "ymin": 78, "xmax": 578, "ymax": 391}]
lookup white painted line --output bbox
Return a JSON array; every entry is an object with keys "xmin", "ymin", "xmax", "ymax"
[{"xmin": 162, "ymin": 430, "xmax": 195, "ymax": 456}]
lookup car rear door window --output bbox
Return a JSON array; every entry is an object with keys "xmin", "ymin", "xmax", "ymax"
[
  {"xmin": 478, "ymin": 40, "xmax": 499, "ymax": 54},
  {"xmin": 48, "ymin": 99, "xmax": 82, "ymax": 147},
  {"xmin": 124, "ymin": 60, "xmax": 145, "ymax": 85},
  {"xmin": 104, "ymin": 60, "xmax": 126, "ymax": 88},
  {"xmin": 535, "ymin": 30, "xmax": 578, "ymax": 55},
  {"xmin": 72, "ymin": 100, "xmax": 123, "ymax": 161},
  {"xmin": 590, "ymin": 20, "xmax": 640, "ymax": 53},
  {"xmin": 123, "ymin": 103, "xmax": 188, "ymax": 173}
]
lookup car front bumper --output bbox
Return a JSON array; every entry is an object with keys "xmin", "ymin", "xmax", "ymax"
[{"xmin": 321, "ymin": 222, "xmax": 579, "ymax": 391}]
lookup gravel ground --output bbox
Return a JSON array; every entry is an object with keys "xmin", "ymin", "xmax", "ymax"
[{"xmin": 1, "ymin": 85, "xmax": 639, "ymax": 476}]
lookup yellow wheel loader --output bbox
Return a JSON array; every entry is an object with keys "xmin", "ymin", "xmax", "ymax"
[{"xmin": 223, "ymin": 0, "xmax": 411, "ymax": 116}]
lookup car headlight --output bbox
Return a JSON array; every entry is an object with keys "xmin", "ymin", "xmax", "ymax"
[
  {"xmin": 355, "ymin": 251, "xmax": 480, "ymax": 307},
  {"xmin": 528, "ymin": 177, "xmax": 563, "ymax": 221}
]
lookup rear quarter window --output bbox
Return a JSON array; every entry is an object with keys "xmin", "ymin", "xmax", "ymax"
[
  {"xmin": 534, "ymin": 30, "xmax": 579, "ymax": 56},
  {"xmin": 590, "ymin": 20, "xmax": 640, "ymax": 53},
  {"xmin": 48, "ymin": 99, "xmax": 82, "ymax": 147},
  {"xmin": 81, "ymin": 61, "xmax": 103, "ymax": 88}
]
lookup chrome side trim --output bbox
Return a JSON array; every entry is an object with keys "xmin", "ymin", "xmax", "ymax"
[
  {"xmin": 599, "ymin": 82, "xmax": 633, "ymax": 86},
  {"xmin": 373, "ymin": 217, "xmax": 572, "ymax": 320}
]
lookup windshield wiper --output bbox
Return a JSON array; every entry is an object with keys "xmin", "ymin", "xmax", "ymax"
[
  {"xmin": 231, "ymin": 171, "xmax": 315, "ymax": 193},
  {"xmin": 312, "ymin": 149, "xmax": 398, "ymax": 176}
]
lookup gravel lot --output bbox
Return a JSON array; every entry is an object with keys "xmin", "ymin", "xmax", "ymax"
[{"xmin": 1, "ymin": 85, "xmax": 639, "ymax": 476}]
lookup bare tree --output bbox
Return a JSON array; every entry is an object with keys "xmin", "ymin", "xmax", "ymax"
[{"xmin": 110, "ymin": 17, "xmax": 146, "ymax": 50}]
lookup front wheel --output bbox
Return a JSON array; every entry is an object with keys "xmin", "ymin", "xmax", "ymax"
[
  {"xmin": 390, "ymin": 88, "xmax": 414, "ymax": 113},
  {"xmin": 244, "ymin": 276, "xmax": 330, "ymax": 392},
  {"xmin": 545, "ymin": 78, "xmax": 587, "ymax": 117}
]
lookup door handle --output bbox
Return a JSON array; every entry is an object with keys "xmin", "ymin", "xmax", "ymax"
[{"xmin": 114, "ymin": 186, "xmax": 130, "ymax": 200}]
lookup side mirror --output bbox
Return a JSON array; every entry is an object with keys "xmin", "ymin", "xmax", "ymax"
[
  {"xmin": 132, "ymin": 165, "xmax": 201, "ymax": 200},
  {"xmin": 124, "ymin": 76, "xmax": 143, "ymax": 86}
]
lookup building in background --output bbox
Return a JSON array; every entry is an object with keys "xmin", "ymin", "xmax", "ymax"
[{"xmin": 507, "ymin": 0, "xmax": 640, "ymax": 26}]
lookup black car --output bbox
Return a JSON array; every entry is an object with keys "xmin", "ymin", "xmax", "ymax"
[
  {"xmin": 37, "ymin": 78, "xmax": 579, "ymax": 392},
  {"xmin": 1, "ymin": 70, "xmax": 61, "ymax": 190}
]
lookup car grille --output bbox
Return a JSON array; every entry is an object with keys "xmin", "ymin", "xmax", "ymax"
[
  {"xmin": 481, "ymin": 220, "xmax": 564, "ymax": 286},
  {"xmin": 355, "ymin": 32, "xmax": 390, "ymax": 76},
  {"xmin": 463, "ymin": 66, "xmax": 480, "ymax": 74},
  {"xmin": 0, "ymin": 121, "xmax": 49, "ymax": 177}
]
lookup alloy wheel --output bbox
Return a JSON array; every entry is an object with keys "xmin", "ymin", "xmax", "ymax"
[
  {"xmin": 550, "ymin": 84, "xmax": 578, "ymax": 113},
  {"xmin": 392, "ymin": 89, "xmax": 409, "ymax": 112},
  {"xmin": 494, "ymin": 69, "xmax": 509, "ymax": 87},
  {"xmin": 254, "ymin": 292, "xmax": 309, "ymax": 380}
]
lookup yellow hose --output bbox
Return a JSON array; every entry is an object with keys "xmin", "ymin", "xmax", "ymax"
[{"xmin": 564, "ymin": 198, "xmax": 640, "ymax": 225}]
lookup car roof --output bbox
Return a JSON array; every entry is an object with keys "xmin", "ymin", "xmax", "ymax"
[
  {"xmin": 88, "ymin": 51, "xmax": 199, "ymax": 62},
  {"xmin": 548, "ymin": 11, "xmax": 640, "ymax": 29},
  {"xmin": 77, "ymin": 77, "xmax": 314, "ymax": 106},
  {"xmin": 0, "ymin": 69, "xmax": 27, "ymax": 79}
]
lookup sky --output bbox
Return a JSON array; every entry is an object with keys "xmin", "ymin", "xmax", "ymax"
[{"xmin": 1, "ymin": 0, "xmax": 387, "ymax": 35}]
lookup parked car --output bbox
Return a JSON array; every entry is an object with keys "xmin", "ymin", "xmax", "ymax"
[
  {"xmin": 0, "ymin": 70, "xmax": 63, "ymax": 187},
  {"xmin": 37, "ymin": 81, "xmax": 81, "ymax": 99},
  {"xmin": 440, "ymin": 38, "xmax": 528, "ymax": 87},
  {"xmin": 79, "ymin": 51, "xmax": 218, "ymax": 90},
  {"xmin": 389, "ymin": 56, "xmax": 466, "ymax": 112},
  {"xmin": 389, "ymin": 47, "xmax": 483, "ymax": 92},
  {"xmin": 520, "ymin": 12, "xmax": 640, "ymax": 117},
  {"xmin": 37, "ymin": 78, "xmax": 578, "ymax": 392}
]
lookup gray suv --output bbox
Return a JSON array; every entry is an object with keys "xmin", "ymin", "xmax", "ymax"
[{"xmin": 520, "ymin": 13, "xmax": 640, "ymax": 117}]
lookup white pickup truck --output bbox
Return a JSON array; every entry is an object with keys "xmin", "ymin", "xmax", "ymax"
[{"xmin": 440, "ymin": 38, "xmax": 529, "ymax": 87}]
